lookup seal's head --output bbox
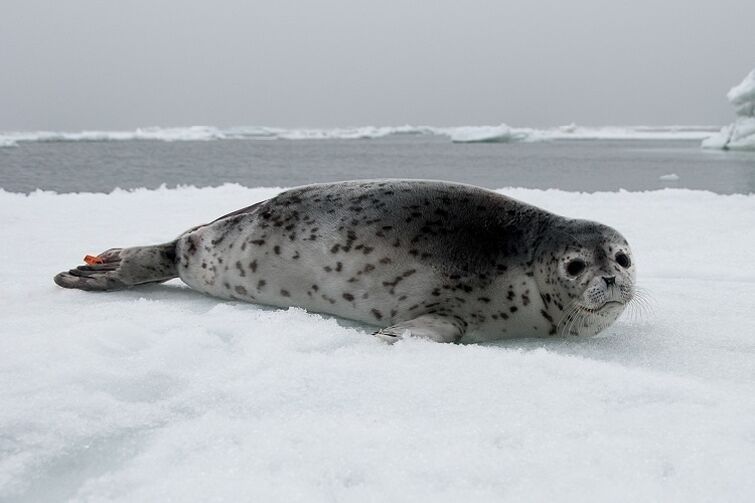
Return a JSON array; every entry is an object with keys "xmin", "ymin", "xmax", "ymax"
[{"xmin": 534, "ymin": 219, "xmax": 635, "ymax": 336}]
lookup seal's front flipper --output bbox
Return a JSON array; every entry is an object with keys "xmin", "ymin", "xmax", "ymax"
[
  {"xmin": 54, "ymin": 242, "xmax": 178, "ymax": 292},
  {"xmin": 374, "ymin": 314, "xmax": 465, "ymax": 344}
]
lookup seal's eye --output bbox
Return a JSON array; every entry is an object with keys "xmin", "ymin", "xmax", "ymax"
[
  {"xmin": 565, "ymin": 259, "xmax": 586, "ymax": 276},
  {"xmin": 615, "ymin": 252, "xmax": 631, "ymax": 268}
]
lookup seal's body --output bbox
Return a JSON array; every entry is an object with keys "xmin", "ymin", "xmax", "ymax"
[{"xmin": 55, "ymin": 180, "xmax": 635, "ymax": 343}]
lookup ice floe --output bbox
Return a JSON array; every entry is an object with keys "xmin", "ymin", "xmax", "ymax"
[
  {"xmin": 1, "ymin": 184, "xmax": 754, "ymax": 501},
  {"xmin": 0, "ymin": 123, "xmax": 719, "ymax": 147}
]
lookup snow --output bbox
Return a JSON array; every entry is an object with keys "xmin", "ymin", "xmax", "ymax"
[
  {"xmin": 0, "ymin": 124, "xmax": 719, "ymax": 147},
  {"xmin": 1, "ymin": 184, "xmax": 755, "ymax": 502},
  {"xmin": 702, "ymin": 70, "xmax": 755, "ymax": 151}
]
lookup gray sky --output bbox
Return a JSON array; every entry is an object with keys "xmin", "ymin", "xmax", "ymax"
[{"xmin": 1, "ymin": 0, "xmax": 753, "ymax": 130}]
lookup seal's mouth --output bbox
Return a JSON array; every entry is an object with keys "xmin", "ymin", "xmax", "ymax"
[{"xmin": 579, "ymin": 300, "xmax": 624, "ymax": 313}]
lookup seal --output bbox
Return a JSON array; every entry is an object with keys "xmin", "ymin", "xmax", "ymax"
[{"xmin": 54, "ymin": 180, "xmax": 636, "ymax": 342}]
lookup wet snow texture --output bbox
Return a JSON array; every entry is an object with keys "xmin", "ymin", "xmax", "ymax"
[{"xmin": 1, "ymin": 185, "xmax": 754, "ymax": 502}]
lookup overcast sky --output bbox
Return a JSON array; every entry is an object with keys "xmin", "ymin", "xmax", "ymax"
[{"xmin": 1, "ymin": 0, "xmax": 753, "ymax": 130}]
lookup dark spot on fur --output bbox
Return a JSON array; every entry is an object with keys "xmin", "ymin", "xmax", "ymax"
[
  {"xmin": 342, "ymin": 293, "xmax": 354, "ymax": 301},
  {"xmin": 187, "ymin": 236, "xmax": 198, "ymax": 255},
  {"xmin": 280, "ymin": 289, "xmax": 290, "ymax": 297},
  {"xmin": 257, "ymin": 279, "xmax": 266, "ymax": 289},
  {"xmin": 371, "ymin": 309, "xmax": 383, "ymax": 320},
  {"xmin": 235, "ymin": 285, "xmax": 247, "ymax": 295}
]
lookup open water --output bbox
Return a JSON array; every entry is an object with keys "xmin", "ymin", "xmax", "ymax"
[{"xmin": 1, "ymin": 136, "xmax": 753, "ymax": 194}]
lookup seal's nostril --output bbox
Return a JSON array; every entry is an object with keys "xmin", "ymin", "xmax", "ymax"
[{"xmin": 602, "ymin": 276, "xmax": 616, "ymax": 286}]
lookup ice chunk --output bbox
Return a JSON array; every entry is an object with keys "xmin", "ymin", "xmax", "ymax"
[
  {"xmin": 448, "ymin": 124, "xmax": 531, "ymax": 143},
  {"xmin": 659, "ymin": 173, "xmax": 680, "ymax": 181},
  {"xmin": 728, "ymin": 69, "xmax": 755, "ymax": 117},
  {"xmin": 702, "ymin": 70, "xmax": 755, "ymax": 151}
]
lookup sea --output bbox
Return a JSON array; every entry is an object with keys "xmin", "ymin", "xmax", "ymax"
[{"xmin": 1, "ymin": 135, "xmax": 754, "ymax": 194}]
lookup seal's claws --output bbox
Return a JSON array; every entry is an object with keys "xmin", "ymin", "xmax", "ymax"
[{"xmin": 373, "ymin": 328, "xmax": 410, "ymax": 344}]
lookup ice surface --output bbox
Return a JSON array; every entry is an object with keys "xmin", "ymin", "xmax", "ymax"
[
  {"xmin": 702, "ymin": 69, "xmax": 755, "ymax": 151},
  {"xmin": 1, "ymin": 184, "xmax": 755, "ymax": 502},
  {"xmin": 0, "ymin": 124, "xmax": 719, "ymax": 147}
]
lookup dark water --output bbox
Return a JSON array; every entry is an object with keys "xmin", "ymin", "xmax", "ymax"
[{"xmin": 1, "ymin": 136, "xmax": 754, "ymax": 194}]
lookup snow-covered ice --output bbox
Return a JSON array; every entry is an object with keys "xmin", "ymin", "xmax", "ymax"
[
  {"xmin": 0, "ymin": 123, "xmax": 719, "ymax": 147},
  {"xmin": 702, "ymin": 69, "xmax": 755, "ymax": 151},
  {"xmin": 1, "ymin": 184, "xmax": 754, "ymax": 502}
]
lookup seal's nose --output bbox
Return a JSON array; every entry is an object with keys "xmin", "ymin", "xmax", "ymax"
[{"xmin": 602, "ymin": 276, "xmax": 616, "ymax": 287}]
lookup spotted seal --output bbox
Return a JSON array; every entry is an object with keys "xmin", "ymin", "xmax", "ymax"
[{"xmin": 54, "ymin": 180, "xmax": 635, "ymax": 342}]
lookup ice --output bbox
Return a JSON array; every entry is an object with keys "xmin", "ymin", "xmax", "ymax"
[
  {"xmin": 540, "ymin": 124, "xmax": 718, "ymax": 141},
  {"xmin": 446, "ymin": 124, "xmax": 717, "ymax": 143},
  {"xmin": 702, "ymin": 70, "xmax": 755, "ymax": 151},
  {"xmin": 0, "ymin": 124, "xmax": 719, "ymax": 148},
  {"xmin": 659, "ymin": 173, "xmax": 680, "ymax": 181},
  {"xmin": 447, "ymin": 124, "xmax": 530, "ymax": 143},
  {"xmin": 1, "ymin": 184, "xmax": 754, "ymax": 501},
  {"xmin": 727, "ymin": 69, "xmax": 755, "ymax": 117}
]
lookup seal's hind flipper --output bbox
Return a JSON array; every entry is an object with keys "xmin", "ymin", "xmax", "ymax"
[
  {"xmin": 54, "ymin": 242, "xmax": 178, "ymax": 292},
  {"xmin": 54, "ymin": 267, "xmax": 128, "ymax": 291},
  {"xmin": 373, "ymin": 314, "xmax": 466, "ymax": 344}
]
